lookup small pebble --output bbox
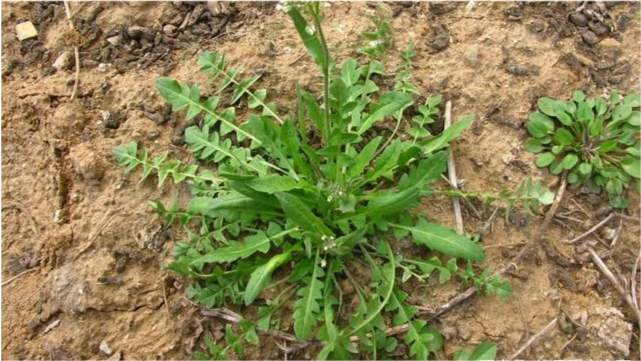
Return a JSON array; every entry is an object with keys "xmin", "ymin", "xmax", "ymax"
[
  {"xmin": 98, "ymin": 63, "xmax": 107, "ymax": 72},
  {"xmin": 569, "ymin": 12, "xmax": 588, "ymax": 27},
  {"xmin": 581, "ymin": 31, "xmax": 598, "ymax": 46},
  {"xmin": 99, "ymin": 341, "xmax": 113, "ymax": 356}
]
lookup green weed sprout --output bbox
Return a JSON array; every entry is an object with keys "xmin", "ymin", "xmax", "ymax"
[{"xmin": 526, "ymin": 91, "xmax": 640, "ymax": 208}]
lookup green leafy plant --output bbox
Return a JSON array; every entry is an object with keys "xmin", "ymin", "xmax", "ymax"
[
  {"xmin": 112, "ymin": 4, "xmax": 548, "ymax": 360},
  {"xmin": 394, "ymin": 43, "xmax": 419, "ymax": 95},
  {"xmin": 359, "ymin": 3, "xmax": 393, "ymax": 58},
  {"xmin": 454, "ymin": 342, "xmax": 498, "ymax": 361},
  {"xmin": 525, "ymin": 91, "xmax": 640, "ymax": 208}
]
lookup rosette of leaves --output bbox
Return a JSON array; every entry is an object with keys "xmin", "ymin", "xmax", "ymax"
[
  {"xmin": 113, "ymin": 4, "xmax": 537, "ymax": 360},
  {"xmin": 525, "ymin": 91, "xmax": 640, "ymax": 208}
]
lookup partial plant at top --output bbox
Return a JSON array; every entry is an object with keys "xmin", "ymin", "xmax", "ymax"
[
  {"xmin": 114, "ymin": 3, "xmax": 551, "ymax": 360},
  {"xmin": 525, "ymin": 90, "xmax": 640, "ymax": 208},
  {"xmin": 359, "ymin": 3, "xmax": 393, "ymax": 58}
]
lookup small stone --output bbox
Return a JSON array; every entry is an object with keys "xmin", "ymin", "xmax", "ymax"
[
  {"xmin": 590, "ymin": 307, "xmax": 632, "ymax": 357},
  {"xmin": 504, "ymin": 64, "xmax": 532, "ymax": 76},
  {"xmin": 146, "ymin": 130, "xmax": 161, "ymax": 140},
  {"xmin": 106, "ymin": 35, "xmax": 122, "ymax": 46},
  {"xmin": 598, "ymin": 38, "xmax": 622, "ymax": 61},
  {"xmin": 608, "ymin": 74, "xmax": 625, "ymax": 85},
  {"xmin": 504, "ymin": 5, "xmax": 523, "ymax": 21},
  {"xmin": 52, "ymin": 52, "xmax": 72, "ymax": 71},
  {"xmin": 98, "ymin": 63, "xmax": 107, "ymax": 73},
  {"xmin": 171, "ymin": 135, "xmax": 185, "ymax": 146},
  {"xmin": 127, "ymin": 25, "xmax": 156, "ymax": 41},
  {"xmin": 16, "ymin": 21, "xmax": 38, "ymax": 41},
  {"xmin": 70, "ymin": 145, "xmax": 106, "ymax": 182},
  {"xmin": 569, "ymin": 12, "xmax": 588, "ymax": 27},
  {"xmin": 616, "ymin": 14, "xmax": 629, "ymax": 32},
  {"xmin": 588, "ymin": 21, "xmax": 609, "ymax": 36},
  {"xmin": 53, "ymin": 209, "xmax": 66, "ymax": 224},
  {"xmin": 101, "ymin": 110, "xmax": 111, "ymax": 122},
  {"xmin": 455, "ymin": 320, "xmax": 471, "ymax": 341},
  {"xmin": 528, "ymin": 19, "xmax": 546, "ymax": 33},
  {"xmin": 429, "ymin": 3, "xmax": 457, "ymax": 15},
  {"xmin": 581, "ymin": 31, "xmax": 598, "ymax": 46},
  {"xmin": 99, "ymin": 341, "xmax": 113, "ymax": 356},
  {"xmin": 114, "ymin": 256, "xmax": 128, "ymax": 273},
  {"xmin": 427, "ymin": 26, "xmax": 450, "ymax": 52},
  {"xmin": 163, "ymin": 24, "xmax": 177, "ymax": 35},
  {"xmin": 464, "ymin": 46, "xmax": 480, "ymax": 67}
]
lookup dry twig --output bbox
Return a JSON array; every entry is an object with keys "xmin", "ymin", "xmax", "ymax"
[
  {"xmin": 508, "ymin": 317, "xmax": 558, "ymax": 360},
  {"xmin": 161, "ymin": 278, "xmax": 170, "ymax": 320},
  {"xmin": 1, "ymin": 268, "xmax": 38, "ymax": 287},
  {"xmin": 74, "ymin": 208, "xmax": 123, "ymax": 259},
  {"xmin": 1, "ymin": 203, "xmax": 39, "ymax": 235},
  {"xmin": 444, "ymin": 101, "xmax": 463, "ymax": 235},
  {"xmin": 565, "ymin": 213, "xmax": 615, "ymax": 244},
  {"xmin": 63, "ymin": 1, "xmax": 80, "ymax": 99},
  {"xmin": 588, "ymin": 247, "xmax": 640, "ymax": 320},
  {"xmin": 609, "ymin": 217, "xmax": 627, "ymax": 249}
]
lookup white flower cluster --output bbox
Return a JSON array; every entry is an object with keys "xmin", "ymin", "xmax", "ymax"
[
  {"xmin": 305, "ymin": 24, "xmax": 316, "ymax": 35},
  {"xmin": 275, "ymin": 1, "xmax": 291, "ymax": 12},
  {"xmin": 321, "ymin": 235, "xmax": 337, "ymax": 252},
  {"xmin": 369, "ymin": 39, "xmax": 385, "ymax": 49},
  {"xmin": 326, "ymin": 184, "xmax": 344, "ymax": 202}
]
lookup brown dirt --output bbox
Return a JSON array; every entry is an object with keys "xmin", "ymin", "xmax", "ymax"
[{"xmin": 2, "ymin": 1, "xmax": 640, "ymax": 360}]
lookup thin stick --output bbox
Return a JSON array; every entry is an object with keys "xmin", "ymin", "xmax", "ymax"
[
  {"xmin": 508, "ymin": 317, "xmax": 558, "ymax": 360},
  {"xmin": 2, "ymin": 268, "xmax": 37, "ymax": 287},
  {"xmin": 588, "ymin": 247, "xmax": 640, "ymax": 320},
  {"xmin": 565, "ymin": 213, "xmax": 615, "ymax": 244},
  {"xmin": 480, "ymin": 205, "xmax": 499, "ymax": 235},
  {"xmin": 444, "ymin": 101, "xmax": 463, "ymax": 235},
  {"xmin": 614, "ymin": 213, "xmax": 639, "ymax": 221},
  {"xmin": 63, "ymin": 1, "xmax": 73, "ymax": 27},
  {"xmin": 202, "ymin": 308, "xmax": 301, "ymax": 343},
  {"xmin": 630, "ymin": 251, "xmax": 640, "ymax": 312},
  {"xmin": 610, "ymin": 218, "xmax": 623, "ymax": 248},
  {"xmin": 161, "ymin": 279, "xmax": 170, "ymax": 320},
  {"xmin": 74, "ymin": 208, "xmax": 123, "ymax": 259},
  {"xmin": 634, "ymin": 252, "xmax": 641, "ymax": 358},
  {"xmin": 63, "ymin": 1, "xmax": 80, "ymax": 99},
  {"xmin": 440, "ymin": 174, "xmax": 483, "ymax": 220},
  {"xmin": 1, "ymin": 203, "xmax": 39, "ymax": 235},
  {"xmin": 71, "ymin": 47, "xmax": 80, "ymax": 99},
  {"xmin": 559, "ymin": 333, "xmax": 578, "ymax": 357}
]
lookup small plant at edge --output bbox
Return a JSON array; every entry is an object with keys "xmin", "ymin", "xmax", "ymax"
[{"xmin": 525, "ymin": 90, "xmax": 640, "ymax": 208}]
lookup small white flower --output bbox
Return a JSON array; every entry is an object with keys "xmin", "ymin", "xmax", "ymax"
[
  {"xmin": 327, "ymin": 195, "xmax": 333, "ymax": 202},
  {"xmin": 276, "ymin": 1, "xmax": 290, "ymax": 12},
  {"xmin": 370, "ymin": 40, "xmax": 383, "ymax": 48},
  {"xmin": 320, "ymin": 259, "xmax": 327, "ymax": 268},
  {"xmin": 337, "ymin": 24, "xmax": 346, "ymax": 33},
  {"xmin": 305, "ymin": 24, "xmax": 316, "ymax": 35}
]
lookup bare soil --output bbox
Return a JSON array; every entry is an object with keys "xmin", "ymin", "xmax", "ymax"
[{"xmin": 2, "ymin": 1, "xmax": 640, "ymax": 360}]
